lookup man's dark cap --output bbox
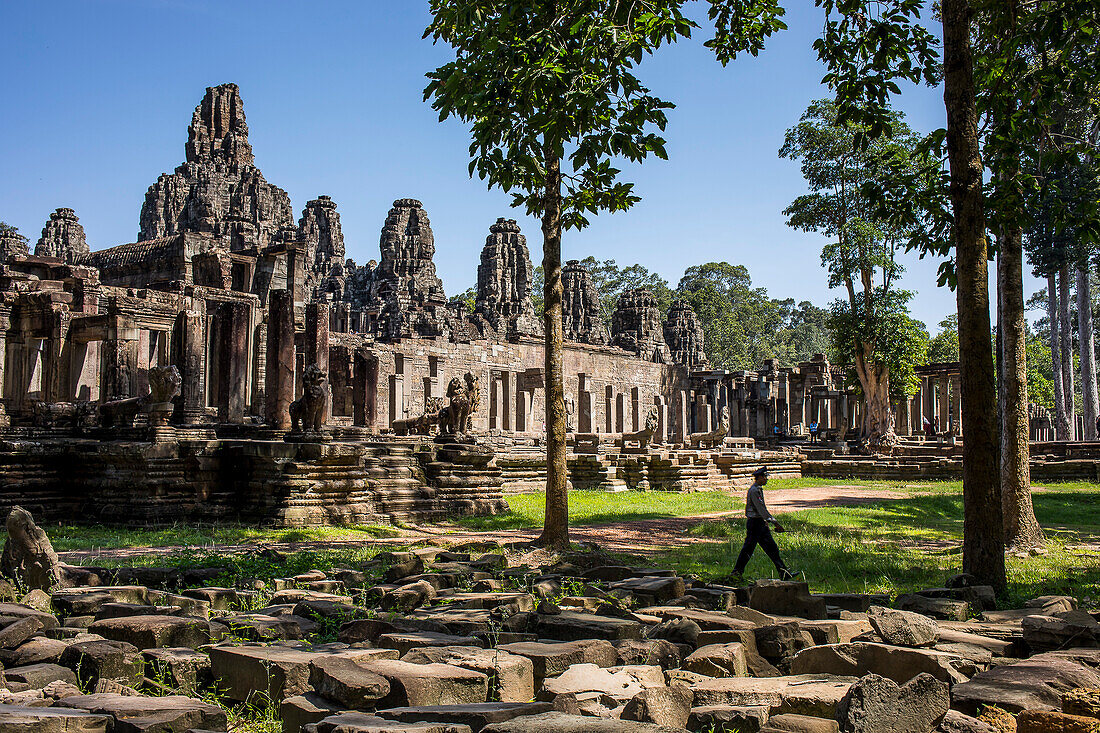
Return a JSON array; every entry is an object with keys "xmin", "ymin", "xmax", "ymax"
[{"xmin": 752, "ymin": 467, "xmax": 769, "ymax": 477}]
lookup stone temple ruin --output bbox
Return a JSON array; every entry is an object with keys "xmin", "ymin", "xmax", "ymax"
[{"xmin": 11, "ymin": 82, "xmax": 1088, "ymax": 525}]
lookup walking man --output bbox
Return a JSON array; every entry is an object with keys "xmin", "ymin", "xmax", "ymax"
[{"xmin": 733, "ymin": 467, "xmax": 794, "ymax": 581}]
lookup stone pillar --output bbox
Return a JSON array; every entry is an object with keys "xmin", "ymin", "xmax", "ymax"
[
  {"xmin": 896, "ymin": 395, "xmax": 910, "ymax": 436},
  {"xmin": 265, "ymin": 289, "xmax": 295, "ymax": 429},
  {"xmin": 353, "ymin": 351, "xmax": 378, "ymax": 428},
  {"xmin": 922, "ymin": 377, "xmax": 935, "ymax": 434},
  {"xmin": 949, "ymin": 374, "xmax": 962, "ymax": 435},
  {"xmin": 654, "ymin": 396, "xmax": 668, "ymax": 444},
  {"xmin": 102, "ymin": 320, "xmax": 140, "ymax": 401},
  {"xmin": 329, "ymin": 345, "xmax": 351, "ymax": 417},
  {"xmin": 174, "ymin": 311, "xmax": 206, "ymax": 424},
  {"xmin": 911, "ymin": 387, "xmax": 924, "ymax": 436},
  {"xmin": 615, "ymin": 393, "xmax": 626, "ymax": 433},
  {"xmin": 41, "ymin": 311, "xmax": 72, "ymax": 403},
  {"xmin": 696, "ymin": 394, "xmax": 712, "ymax": 433},
  {"xmin": 0, "ymin": 306, "xmax": 9, "ymax": 425},
  {"xmin": 215, "ymin": 301, "xmax": 251, "ymax": 423},
  {"xmin": 938, "ymin": 374, "xmax": 950, "ymax": 433},
  {"xmin": 604, "ymin": 386, "xmax": 615, "ymax": 434},
  {"xmin": 305, "ymin": 301, "xmax": 330, "ymax": 422},
  {"xmin": 630, "ymin": 387, "xmax": 641, "ymax": 432}
]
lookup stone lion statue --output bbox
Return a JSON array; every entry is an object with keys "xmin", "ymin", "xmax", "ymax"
[
  {"xmin": 689, "ymin": 405, "xmax": 730, "ymax": 449},
  {"xmin": 1, "ymin": 507, "xmax": 63, "ymax": 591},
  {"xmin": 622, "ymin": 405, "xmax": 660, "ymax": 449},
  {"xmin": 290, "ymin": 364, "xmax": 327, "ymax": 433},
  {"xmin": 147, "ymin": 365, "xmax": 182, "ymax": 404},
  {"xmin": 439, "ymin": 372, "xmax": 480, "ymax": 438}
]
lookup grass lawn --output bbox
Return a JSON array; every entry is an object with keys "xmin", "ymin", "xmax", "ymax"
[
  {"xmin": 42, "ymin": 522, "xmax": 399, "ymax": 553},
  {"xmin": 453, "ymin": 488, "xmax": 744, "ymax": 530}
]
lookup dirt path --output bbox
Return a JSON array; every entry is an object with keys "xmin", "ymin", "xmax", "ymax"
[{"xmin": 58, "ymin": 486, "xmax": 904, "ymax": 562}]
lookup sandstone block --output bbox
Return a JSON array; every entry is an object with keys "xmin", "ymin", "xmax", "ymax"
[
  {"xmin": 835, "ymin": 672, "xmax": 948, "ymax": 733},
  {"xmin": 537, "ymin": 663, "xmax": 665, "ymax": 705},
  {"xmin": 498, "ymin": 640, "xmax": 618, "ymax": 685},
  {"xmin": 57, "ymin": 693, "xmax": 227, "ymax": 733},
  {"xmin": 480, "ymin": 710, "xmax": 688, "ymax": 731},
  {"xmin": 5, "ymin": 663, "xmax": 77, "ymax": 688},
  {"xmin": 691, "ymin": 675, "xmax": 857, "ymax": 718},
  {"xmin": 402, "ymin": 645, "xmax": 535, "ymax": 703},
  {"xmin": 357, "ymin": 659, "xmax": 489, "ymax": 708},
  {"xmin": 687, "ymin": 704, "xmax": 770, "ymax": 732},
  {"xmin": 790, "ymin": 642, "xmax": 967, "ymax": 685},
  {"xmin": 762, "ymin": 714, "xmax": 840, "ymax": 732},
  {"xmin": 308, "ymin": 655, "xmax": 391, "ymax": 709},
  {"xmin": 1016, "ymin": 710, "xmax": 1100, "ymax": 733},
  {"xmin": 683, "ymin": 643, "xmax": 748, "ymax": 678},
  {"xmin": 375, "ymin": 702, "xmax": 553, "ymax": 731},
  {"xmin": 142, "ymin": 647, "xmax": 212, "ymax": 695},
  {"xmin": 532, "ymin": 611, "xmax": 643, "ymax": 641},
  {"xmin": 59, "ymin": 640, "xmax": 144, "ymax": 689},
  {"xmin": 281, "ymin": 693, "xmax": 345, "ymax": 733},
  {"xmin": 88, "ymin": 615, "xmax": 210, "ymax": 650},
  {"xmin": 895, "ymin": 595, "xmax": 968, "ymax": 622},
  {"xmin": 749, "ymin": 581, "xmax": 827, "ymax": 620},
  {"xmin": 952, "ymin": 655, "xmax": 1100, "ymax": 714},
  {"xmin": 614, "ymin": 639, "xmax": 682, "ymax": 670},
  {"xmin": 867, "ymin": 606, "xmax": 938, "ymax": 648},
  {"xmin": 0, "ymin": 703, "xmax": 110, "ymax": 732},
  {"xmin": 621, "ymin": 685, "xmax": 693, "ymax": 728}
]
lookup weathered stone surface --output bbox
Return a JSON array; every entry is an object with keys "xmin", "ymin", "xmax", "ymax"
[
  {"xmin": 532, "ymin": 611, "xmax": 643, "ymax": 642},
  {"xmin": 300, "ymin": 195, "xmax": 346, "ymax": 298},
  {"xmin": 614, "ymin": 639, "xmax": 682, "ymax": 670},
  {"xmin": 356, "ymin": 659, "xmax": 489, "ymax": 708},
  {"xmin": 691, "ymin": 675, "xmax": 857, "ymax": 718},
  {"xmin": 936, "ymin": 710, "xmax": 997, "ymax": 733},
  {"xmin": 0, "ymin": 603, "xmax": 59, "ymax": 630},
  {"xmin": 750, "ymin": 581, "xmax": 827, "ymax": 620},
  {"xmin": 308, "ymin": 655, "xmax": 391, "ymax": 709},
  {"xmin": 952, "ymin": 654, "xmax": 1100, "ymax": 714},
  {"xmin": 762, "ymin": 714, "xmax": 840, "ymax": 732},
  {"xmin": 0, "ymin": 616, "xmax": 44, "ymax": 650},
  {"xmin": 1016, "ymin": 710, "xmax": 1100, "ymax": 733},
  {"xmin": 138, "ymin": 84, "xmax": 294, "ymax": 251},
  {"xmin": 142, "ymin": 647, "xmax": 211, "ymax": 695},
  {"xmin": 378, "ymin": 631, "xmax": 485, "ymax": 656},
  {"xmin": 88, "ymin": 615, "xmax": 210, "ymax": 650},
  {"xmin": 755, "ymin": 623, "xmax": 815, "ymax": 667},
  {"xmin": 687, "ymin": 704, "xmax": 770, "ymax": 733},
  {"xmin": 683, "ymin": 643, "xmax": 749, "ymax": 678},
  {"xmin": 375, "ymin": 702, "xmax": 554, "ymax": 732},
  {"xmin": 1022, "ymin": 613, "xmax": 1100, "ymax": 653},
  {"xmin": 34, "ymin": 209, "xmax": 89, "ymax": 263},
  {"xmin": 867, "ymin": 606, "xmax": 938, "ymax": 648},
  {"xmin": 790, "ymin": 642, "xmax": 966, "ymax": 685},
  {"xmin": 1063, "ymin": 688, "xmax": 1100, "ymax": 718},
  {"xmin": 403, "ymin": 645, "xmax": 535, "ymax": 703},
  {"xmin": 480, "ymin": 711, "xmax": 689, "ymax": 732},
  {"xmin": 1, "ymin": 636, "xmax": 68, "ymax": 667},
  {"xmin": 306, "ymin": 712, "xmax": 473, "ymax": 732},
  {"xmin": 621, "ymin": 685, "xmax": 693, "ymax": 728},
  {"xmin": 211, "ymin": 613, "xmax": 303, "ymax": 641},
  {"xmin": 281, "ymin": 693, "xmax": 345, "ymax": 733},
  {"xmin": 499, "ymin": 640, "xmax": 619, "ymax": 685},
  {"xmin": 0, "ymin": 224, "xmax": 29, "ymax": 261},
  {"xmin": 835, "ymin": 673, "xmax": 948, "ymax": 733},
  {"xmin": 538, "ymin": 663, "xmax": 665, "ymax": 705},
  {"xmin": 895, "ymin": 595, "xmax": 969, "ymax": 622},
  {"xmin": 663, "ymin": 300, "xmax": 707, "ymax": 368},
  {"xmin": 59, "ymin": 640, "xmax": 144, "ymax": 689},
  {"xmin": 57, "ymin": 693, "xmax": 227, "ymax": 733},
  {"xmin": 1, "ymin": 508, "xmax": 63, "ymax": 592},
  {"xmin": 5, "ymin": 662, "xmax": 77, "ymax": 687},
  {"xmin": 474, "ymin": 219, "xmax": 541, "ymax": 338},
  {"xmin": 208, "ymin": 644, "xmax": 321, "ymax": 703},
  {"xmin": 611, "ymin": 289, "xmax": 670, "ymax": 362},
  {"xmin": 0, "ymin": 704, "xmax": 111, "ymax": 732}
]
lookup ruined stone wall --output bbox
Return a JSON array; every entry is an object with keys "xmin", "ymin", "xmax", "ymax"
[{"xmin": 34, "ymin": 208, "xmax": 89, "ymax": 263}]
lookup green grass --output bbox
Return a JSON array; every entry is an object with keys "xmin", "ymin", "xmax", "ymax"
[
  {"xmin": 453, "ymin": 489, "xmax": 744, "ymax": 530},
  {"xmin": 41, "ymin": 522, "xmax": 399, "ymax": 553},
  {"xmin": 659, "ymin": 483, "xmax": 1100, "ymax": 608}
]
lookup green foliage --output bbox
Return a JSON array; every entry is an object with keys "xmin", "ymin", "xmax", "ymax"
[
  {"xmin": 927, "ymin": 314, "xmax": 960, "ymax": 364},
  {"xmin": 450, "ymin": 286, "xmax": 477, "ymax": 313},
  {"xmin": 0, "ymin": 222, "xmax": 27, "ymax": 244},
  {"xmin": 424, "ymin": 1, "xmax": 694, "ymax": 230},
  {"xmin": 1026, "ymin": 331, "xmax": 1056, "ymax": 409}
]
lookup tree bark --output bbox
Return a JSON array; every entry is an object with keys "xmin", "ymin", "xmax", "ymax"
[
  {"xmin": 943, "ymin": 0, "xmax": 1006, "ymax": 592},
  {"xmin": 1049, "ymin": 273, "xmax": 1069, "ymax": 439},
  {"xmin": 854, "ymin": 345, "xmax": 895, "ymax": 448},
  {"xmin": 999, "ymin": 226, "xmax": 1044, "ymax": 550},
  {"xmin": 538, "ymin": 153, "xmax": 569, "ymax": 550},
  {"xmin": 1077, "ymin": 267, "xmax": 1098, "ymax": 440},
  {"xmin": 1059, "ymin": 264, "xmax": 1076, "ymax": 439}
]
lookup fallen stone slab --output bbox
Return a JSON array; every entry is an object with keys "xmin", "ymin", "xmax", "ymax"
[
  {"xmin": 933, "ymin": 627, "xmax": 1015, "ymax": 658},
  {"xmin": 867, "ymin": 606, "xmax": 938, "ymax": 648},
  {"xmin": 835, "ymin": 672, "xmax": 948, "ymax": 733},
  {"xmin": 0, "ymin": 603, "xmax": 60, "ymax": 630},
  {"xmin": 58, "ymin": 640, "xmax": 144, "ymax": 689},
  {"xmin": 762, "ymin": 714, "xmax": 840, "ymax": 732},
  {"xmin": 790, "ymin": 642, "xmax": 967, "ymax": 685},
  {"xmin": 533, "ymin": 611, "xmax": 643, "ymax": 641},
  {"xmin": 142, "ymin": 647, "xmax": 211, "ymax": 695},
  {"xmin": 88, "ymin": 615, "xmax": 210, "ymax": 650},
  {"xmin": 538, "ymin": 663, "xmax": 666, "ymax": 705},
  {"xmin": 479, "ymin": 711, "xmax": 691, "ymax": 732},
  {"xmin": 614, "ymin": 639, "xmax": 682, "ymax": 670},
  {"xmin": 282, "ymin": 693, "xmax": 345, "ymax": 733},
  {"xmin": 691, "ymin": 675, "xmax": 858, "ymax": 718},
  {"xmin": 356, "ymin": 659, "xmax": 489, "ymax": 708},
  {"xmin": 375, "ymin": 702, "xmax": 554, "ymax": 732},
  {"xmin": 0, "ymin": 636, "xmax": 68, "ymax": 667},
  {"xmin": 894, "ymin": 595, "xmax": 968, "ymax": 622},
  {"xmin": 1063, "ymin": 688, "xmax": 1100, "ymax": 718},
  {"xmin": 798, "ymin": 620, "xmax": 873, "ymax": 646},
  {"xmin": 378, "ymin": 631, "xmax": 486, "ymax": 655},
  {"xmin": 683, "ymin": 643, "xmax": 748, "ymax": 678},
  {"xmin": 498, "ymin": 640, "xmax": 618, "ymax": 685},
  {"xmin": 5, "ymin": 663, "xmax": 78, "ymax": 687},
  {"xmin": 403, "ymin": 645, "xmax": 535, "ymax": 703},
  {"xmin": 308, "ymin": 655, "xmax": 391, "ymax": 709},
  {"xmin": 1022, "ymin": 613, "xmax": 1100, "ymax": 653},
  {"xmin": 210, "ymin": 613, "xmax": 303, "ymax": 642},
  {"xmin": 754, "ymin": 623, "xmax": 815, "ymax": 667},
  {"xmin": 951, "ymin": 655, "xmax": 1100, "ymax": 714},
  {"xmin": 749, "ymin": 581, "xmax": 827, "ymax": 620},
  {"xmin": 56, "ymin": 693, "xmax": 227, "ymax": 732},
  {"xmin": 936, "ymin": 710, "xmax": 997, "ymax": 733},
  {"xmin": 621, "ymin": 685, "xmax": 693, "ymax": 728},
  {"xmin": 608, "ymin": 577, "xmax": 687, "ymax": 605},
  {"xmin": 0, "ymin": 703, "xmax": 111, "ymax": 732},
  {"xmin": 687, "ymin": 704, "xmax": 770, "ymax": 733},
  {"xmin": 209, "ymin": 644, "xmax": 321, "ymax": 703},
  {"xmin": 815, "ymin": 594, "xmax": 890, "ymax": 614},
  {"xmin": 305, "ymin": 711, "xmax": 473, "ymax": 732},
  {"xmin": 52, "ymin": 588, "xmax": 150, "ymax": 617},
  {"xmin": 0, "ymin": 616, "xmax": 45, "ymax": 650},
  {"xmin": 1016, "ymin": 710, "xmax": 1100, "ymax": 733}
]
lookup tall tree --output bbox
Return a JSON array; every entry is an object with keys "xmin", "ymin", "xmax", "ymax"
[
  {"xmin": 780, "ymin": 100, "xmax": 924, "ymax": 447},
  {"xmin": 1078, "ymin": 268, "xmax": 1098, "ymax": 439},
  {"xmin": 1047, "ymin": 274, "xmax": 1070, "ymax": 437},
  {"xmin": 424, "ymin": 0, "xmax": 693, "ymax": 549}
]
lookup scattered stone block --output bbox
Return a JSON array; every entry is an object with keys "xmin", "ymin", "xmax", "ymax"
[
  {"xmin": 403, "ymin": 645, "xmax": 535, "ymax": 703},
  {"xmin": 306, "ymin": 711, "xmax": 474, "ymax": 732},
  {"xmin": 0, "ymin": 603, "xmax": 59, "ymax": 630},
  {"xmin": 1022, "ymin": 613, "xmax": 1100, "ymax": 653},
  {"xmin": 790, "ymin": 642, "xmax": 967, "ymax": 685},
  {"xmin": 762, "ymin": 714, "xmax": 840, "ymax": 732},
  {"xmin": 208, "ymin": 644, "xmax": 321, "ymax": 703},
  {"xmin": 0, "ymin": 616, "xmax": 44, "ymax": 650},
  {"xmin": 691, "ymin": 675, "xmax": 857, "ymax": 718},
  {"xmin": 895, "ymin": 595, "xmax": 968, "ymax": 622},
  {"xmin": 211, "ymin": 613, "xmax": 303, "ymax": 641},
  {"xmin": 5, "ymin": 662, "xmax": 77, "ymax": 688},
  {"xmin": 498, "ymin": 640, "xmax": 618, "ymax": 686},
  {"xmin": 867, "ymin": 606, "xmax": 938, "ymax": 648},
  {"xmin": 749, "ymin": 581, "xmax": 827, "ymax": 620},
  {"xmin": 620, "ymin": 685, "xmax": 693, "ymax": 728},
  {"xmin": 378, "ymin": 631, "xmax": 486, "ymax": 655},
  {"xmin": 375, "ymin": 702, "xmax": 554, "ymax": 731},
  {"xmin": 533, "ymin": 611, "xmax": 643, "ymax": 641},
  {"xmin": 537, "ymin": 663, "xmax": 665, "ymax": 705},
  {"xmin": 88, "ymin": 615, "xmax": 210, "ymax": 650},
  {"xmin": 936, "ymin": 710, "xmax": 997, "ymax": 733},
  {"xmin": 59, "ymin": 640, "xmax": 144, "ymax": 689},
  {"xmin": 0, "ymin": 703, "xmax": 111, "ymax": 732},
  {"xmin": 308, "ymin": 655, "xmax": 391, "ymax": 709},
  {"xmin": 1063, "ymin": 688, "xmax": 1100, "ymax": 718},
  {"xmin": 683, "ymin": 643, "xmax": 748, "ymax": 678},
  {"xmin": 835, "ymin": 672, "xmax": 948, "ymax": 733},
  {"xmin": 57, "ymin": 693, "xmax": 227, "ymax": 733},
  {"xmin": 614, "ymin": 639, "xmax": 682, "ymax": 670},
  {"xmin": 0, "ymin": 636, "xmax": 68, "ymax": 667},
  {"xmin": 480, "ymin": 710, "xmax": 687, "ymax": 731},
  {"xmin": 687, "ymin": 704, "xmax": 770, "ymax": 732},
  {"xmin": 356, "ymin": 659, "xmax": 489, "ymax": 708},
  {"xmin": 1, "ymin": 508, "xmax": 63, "ymax": 592},
  {"xmin": 142, "ymin": 647, "xmax": 212, "ymax": 695},
  {"xmin": 952, "ymin": 654, "xmax": 1100, "ymax": 714},
  {"xmin": 281, "ymin": 693, "xmax": 345, "ymax": 733},
  {"xmin": 1016, "ymin": 710, "xmax": 1100, "ymax": 733}
]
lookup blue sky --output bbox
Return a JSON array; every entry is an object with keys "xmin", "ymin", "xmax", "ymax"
[{"xmin": 1, "ymin": 1, "xmax": 1028, "ymax": 333}]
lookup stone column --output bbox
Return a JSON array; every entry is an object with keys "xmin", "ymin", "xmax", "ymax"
[
  {"xmin": 696, "ymin": 394, "xmax": 712, "ymax": 433},
  {"xmin": 216, "ymin": 301, "xmax": 251, "ymax": 424},
  {"xmin": 938, "ymin": 374, "xmax": 950, "ymax": 433},
  {"xmin": 654, "ymin": 396, "xmax": 668, "ymax": 443},
  {"xmin": 949, "ymin": 374, "xmax": 962, "ymax": 435},
  {"xmin": 102, "ymin": 320, "xmax": 140, "ymax": 401},
  {"xmin": 41, "ymin": 311, "xmax": 72, "ymax": 403},
  {"xmin": 615, "ymin": 393, "xmax": 626, "ymax": 433},
  {"xmin": 631, "ymin": 387, "xmax": 640, "ymax": 432},
  {"xmin": 896, "ymin": 395, "xmax": 910, "ymax": 436},
  {"xmin": 0, "ymin": 305, "xmax": 9, "ymax": 425},
  {"xmin": 911, "ymin": 387, "xmax": 924, "ymax": 436},
  {"xmin": 175, "ymin": 310, "xmax": 206, "ymax": 424},
  {"xmin": 305, "ymin": 301, "xmax": 331, "ymax": 422},
  {"xmin": 604, "ymin": 386, "xmax": 615, "ymax": 434},
  {"xmin": 265, "ymin": 289, "xmax": 294, "ymax": 429}
]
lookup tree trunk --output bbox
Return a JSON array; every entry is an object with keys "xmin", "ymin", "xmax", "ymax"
[
  {"xmin": 999, "ymin": 225, "xmax": 1044, "ymax": 550},
  {"xmin": 1049, "ymin": 273, "xmax": 1069, "ymax": 439},
  {"xmin": 1077, "ymin": 267, "xmax": 1098, "ymax": 440},
  {"xmin": 943, "ymin": 0, "xmax": 1006, "ymax": 592},
  {"xmin": 854, "ymin": 346, "xmax": 895, "ymax": 449},
  {"xmin": 1059, "ymin": 264, "xmax": 1076, "ymax": 439},
  {"xmin": 538, "ymin": 153, "xmax": 569, "ymax": 550}
]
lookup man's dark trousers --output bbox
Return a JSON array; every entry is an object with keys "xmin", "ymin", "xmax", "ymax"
[{"xmin": 734, "ymin": 517, "xmax": 789, "ymax": 575}]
